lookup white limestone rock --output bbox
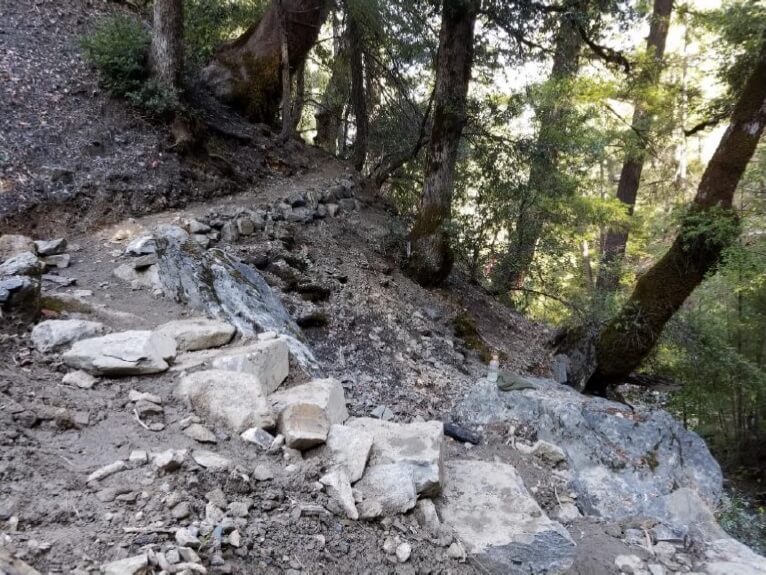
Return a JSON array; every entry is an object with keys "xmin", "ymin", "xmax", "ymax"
[
  {"xmin": 270, "ymin": 378, "xmax": 349, "ymax": 425},
  {"xmin": 318, "ymin": 424, "xmax": 373, "ymax": 482},
  {"xmin": 31, "ymin": 319, "xmax": 108, "ymax": 353},
  {"xmin": 320, "ymin": 469, "xmax": 358, "ymax": 520},
  {"xmin": 155, "ymin": 318, "xmax": 235, "ymax": 352},
  {"xmin": 438, "ymin": 460, "xmax": 575, "ymax": 575},
  {"xmin": 62, "ymin": 331, "xmax": 176, "ymax": 375},
  {"xmin": 346, "ymin": 418, "xmax": 444, "ymax": 496},
  {"xmin": 210, "ymin": 337, "xmax": 289, "ymax": 393},
  {"xmin": 176, "ymin": 369, "xmax": 275, "ymax": 433}
]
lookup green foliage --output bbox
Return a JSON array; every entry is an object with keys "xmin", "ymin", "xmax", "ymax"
[
  {"xmin": 81, "ymin": 15, "xmax": 151, "ymax": 96},
  {"xmin": 718, "ymin": 491, "xmax": 766, "ymax": 555},
  {"xmin": 81, "ymin": 15, "xmax": 178, "ymax": 115},
  {"xmin": 184, "ymin": 0, "xmax": 266, "ymax": 65}
]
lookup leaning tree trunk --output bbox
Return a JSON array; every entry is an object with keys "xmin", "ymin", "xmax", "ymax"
[
  {"xmin": 150, "ymin": 0, "xmax": 184, "ymax": 89},
  {"xmin": 348, "ymin": 7, "xmax": 368, "ymax": 172},
  {"xmin": 202, "ymin": 0, "xmax": 328, "ymax": 125},
  {"xmin": 494, "ymin": 1, "xmax": 586, "ymax": 291},
  {"xmin": 596, "ymin": 0, "xmax": 673, "ymax": 291},
  {"xmin": 585, "ymin": 34, "xmax": 766, "ymax": 395},
  {"xmin": 406, "ymin": 0, "xmax": 480, "ymax": 287}
]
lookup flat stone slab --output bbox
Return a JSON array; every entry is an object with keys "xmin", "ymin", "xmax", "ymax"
[
  {"xmin": 177, "ymin": 369, "xmax": 275, "ymax": 433},
  {"xmin": 62, "ymin": 331, "xmax": 176, "ymax": 376},
  {"xmin": 31, "ymin": 319, "xmax": 108, "ymax": 353},
  {"xmin": 438, "ymin": 460, "xmax": 575, "ymax": 575},
  {"xmin": 346, "ymin": 418, "xmax": 444, "ymax": 496},
  {"xmin": 155, "ymin": 318, "xmax": 236, "ymax": 352}
]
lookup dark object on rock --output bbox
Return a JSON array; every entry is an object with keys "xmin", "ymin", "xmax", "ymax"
[
  {"xmin": 443, "ymin": 422, "xmax": 480, "ymax": 445},
  {"xmin": 497, "ymin": 372, "xmax": 537, "ymax": 392}
]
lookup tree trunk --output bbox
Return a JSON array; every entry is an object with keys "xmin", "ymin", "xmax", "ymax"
[
  {"xmin": 202, "ymin": 0, "xmax": 328, "ymax": 125},
  {"xmin": 150, "ymin": 0, "xmax": 183, "ymax": 90},
  {"xmin": 406, "ymin": 0, "xmax": 480, "ymax": 287},
  {"xmin": 278, "ymin": 0, "xmax": 293, "ymax": 141},
  {"xmin": 596, "ymin": 0, "xmax": 673, "ymax": 291},
  {"xmin": 315, "ymin": 11, "xmax": 350, "ymax": 153},
  {"xmin": 291, "ymin": 61, "xmax": 306, "ymax": 131},
  {"xmin": 348, "ymin": 9, "xmax": 368, "ymax": 172},
  {"xmin": 585, "ymin": 34, "xmax": 766, "ymax": 394},
  {"xmin": 494, "ymin": 2, "xmax": 585, "ymax": 291}
]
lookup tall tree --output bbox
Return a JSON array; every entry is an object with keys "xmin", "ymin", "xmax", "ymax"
[
  {"xmin": 278, "ymin": 0, "xmax": 293, "ymax": 140},
  {"xmin": 493, "ymin": 0, "xmax": 587, "ymax": 291},
  {"xmin": 150, "ymin": 0, "xmax": 184, "ymax": 90},
  {"xmin": 348, "ymin": 5, "xmax": 369, "ymax": 171},
  {"xmin": 315, "ymin": 11, "xmax": 350, "ymax": 153},
  {"xmin": 406, "ymin": 0, "xmax": 480, "ymax": 287},
  {"xmin": 201, "ymin": 0, "xmax": 328, "ymax": 124},
  {"xmin": 596, "ymin": 0, "xmax": 674, "ymax": 291},
  {"xmin": 585, "ymin": 32, "xmax": 766, "ymax": 395}
]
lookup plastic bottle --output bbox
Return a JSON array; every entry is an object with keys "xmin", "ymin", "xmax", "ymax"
[{"xmin": 487, "ymin": 353, "xmax": 499, "ymax": 383}]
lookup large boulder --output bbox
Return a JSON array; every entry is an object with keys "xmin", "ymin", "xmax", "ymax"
[
  {"xmin": 438, "ymin": 460, "xmax": 576, "ymax": 575},
  {"xmin": 210, "ymin": 337, "xmax": 289, "ymax": 393},
  {"xmin": 31, "ymin": 319, "xmax": 108, "ymax": 353},
  {"xmin": 155, "ymin": 318, "xmax": 236, "ymax": 352},
  {"xmin": 455, "ymin": 377, "xmax": 723, "ymax": 520},
  {"xmin": 346, "ymin": 418, "xmax": 444, "ymax": 496},
  {"xmin": 177, "ymin": 369, "xmax": 275, "ymax": 433},
  {"xmin": 62, "ymin": 331, "xmax": 177, "ymax": 375},
  {"xmin": 154, "ymin": 225, "xmax": 316, "ymax": 370}
]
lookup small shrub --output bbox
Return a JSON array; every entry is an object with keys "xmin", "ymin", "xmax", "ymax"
[
  {"xmin": 81, "ymin": 15, "xmax": 178, "ymax": 116},
  {"xmin": 81, "ymin": 15, "xmax": 150, "ymax": 96}
]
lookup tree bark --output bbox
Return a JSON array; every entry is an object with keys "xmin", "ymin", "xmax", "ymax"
[
  {"xmin": 202, "ymin": 0, "xmax": 328, "ymax": 125},
  {"xmin": 596, "ymin": 0, "xmax": 673, "ymax": 291},
  {"xmin": 348, "ymin": 8, "xmax": 368, "ymax": 172},
  {"xmin": 494, "ymin": 1, "xmax": 585, "ymax": 291},
  {"xmin": 291, "ymin": 61, "xmax": 306, "ymax": 131},
  {"xmin": 278, "ymin": 0, "xmax": 293, "ymax": 141},
  {"xmin": 150, "ymin": 0, "xmax": 184, "ymax": 90},
  {"xmin": 315, "ymin": 11, "xmax": 350, "ymax": 153},
  {"xmin": 586, "ymin": 34, "xmax": 766, "ymax": 394},
  {"xmin": 406, "ymin": 0, "xmax": 480, "ymax": 287}
]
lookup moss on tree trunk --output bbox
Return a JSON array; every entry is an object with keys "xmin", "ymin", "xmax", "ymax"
[{"xmin": 406, "ymin": 0, "xmax": 479, "ymax": 287}]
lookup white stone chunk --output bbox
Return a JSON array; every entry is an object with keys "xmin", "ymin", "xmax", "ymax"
[
  {"xmin": 210, "ymin": 337, "xmax": 289, "ymax": 393},
  {"xmin": 320, "ymin": 469, "xmax": 358, "ymax": 520},
  {"xmin": 318, "ymin": 424, "xmax": 373, "ymax": 482},
  {"xmin": 346, "ymin": 418, "xmax": 444, "ymax": 495},
  {"xmin": 270, "ymin": 378, "xmax": 349, "ymax": 425},
  {"xmin": 63, "ymin": 331, "xmax": 176, "ymax": 375},
  {"xmin": 155, "ymin": 318, "xmax": 235, "ymax": 352},
  {"xmin": 177, "ymin": 370, "xmax": 275, "ymax": 433}
]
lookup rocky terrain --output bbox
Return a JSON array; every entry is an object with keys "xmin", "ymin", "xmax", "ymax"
[
  {"xmin": 2, "ymin": 1, "xmax": 766, "ymax": 574},
  {"xmin": 2, "ymin": 168, "xmax": 766, "ymax": 575}
]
